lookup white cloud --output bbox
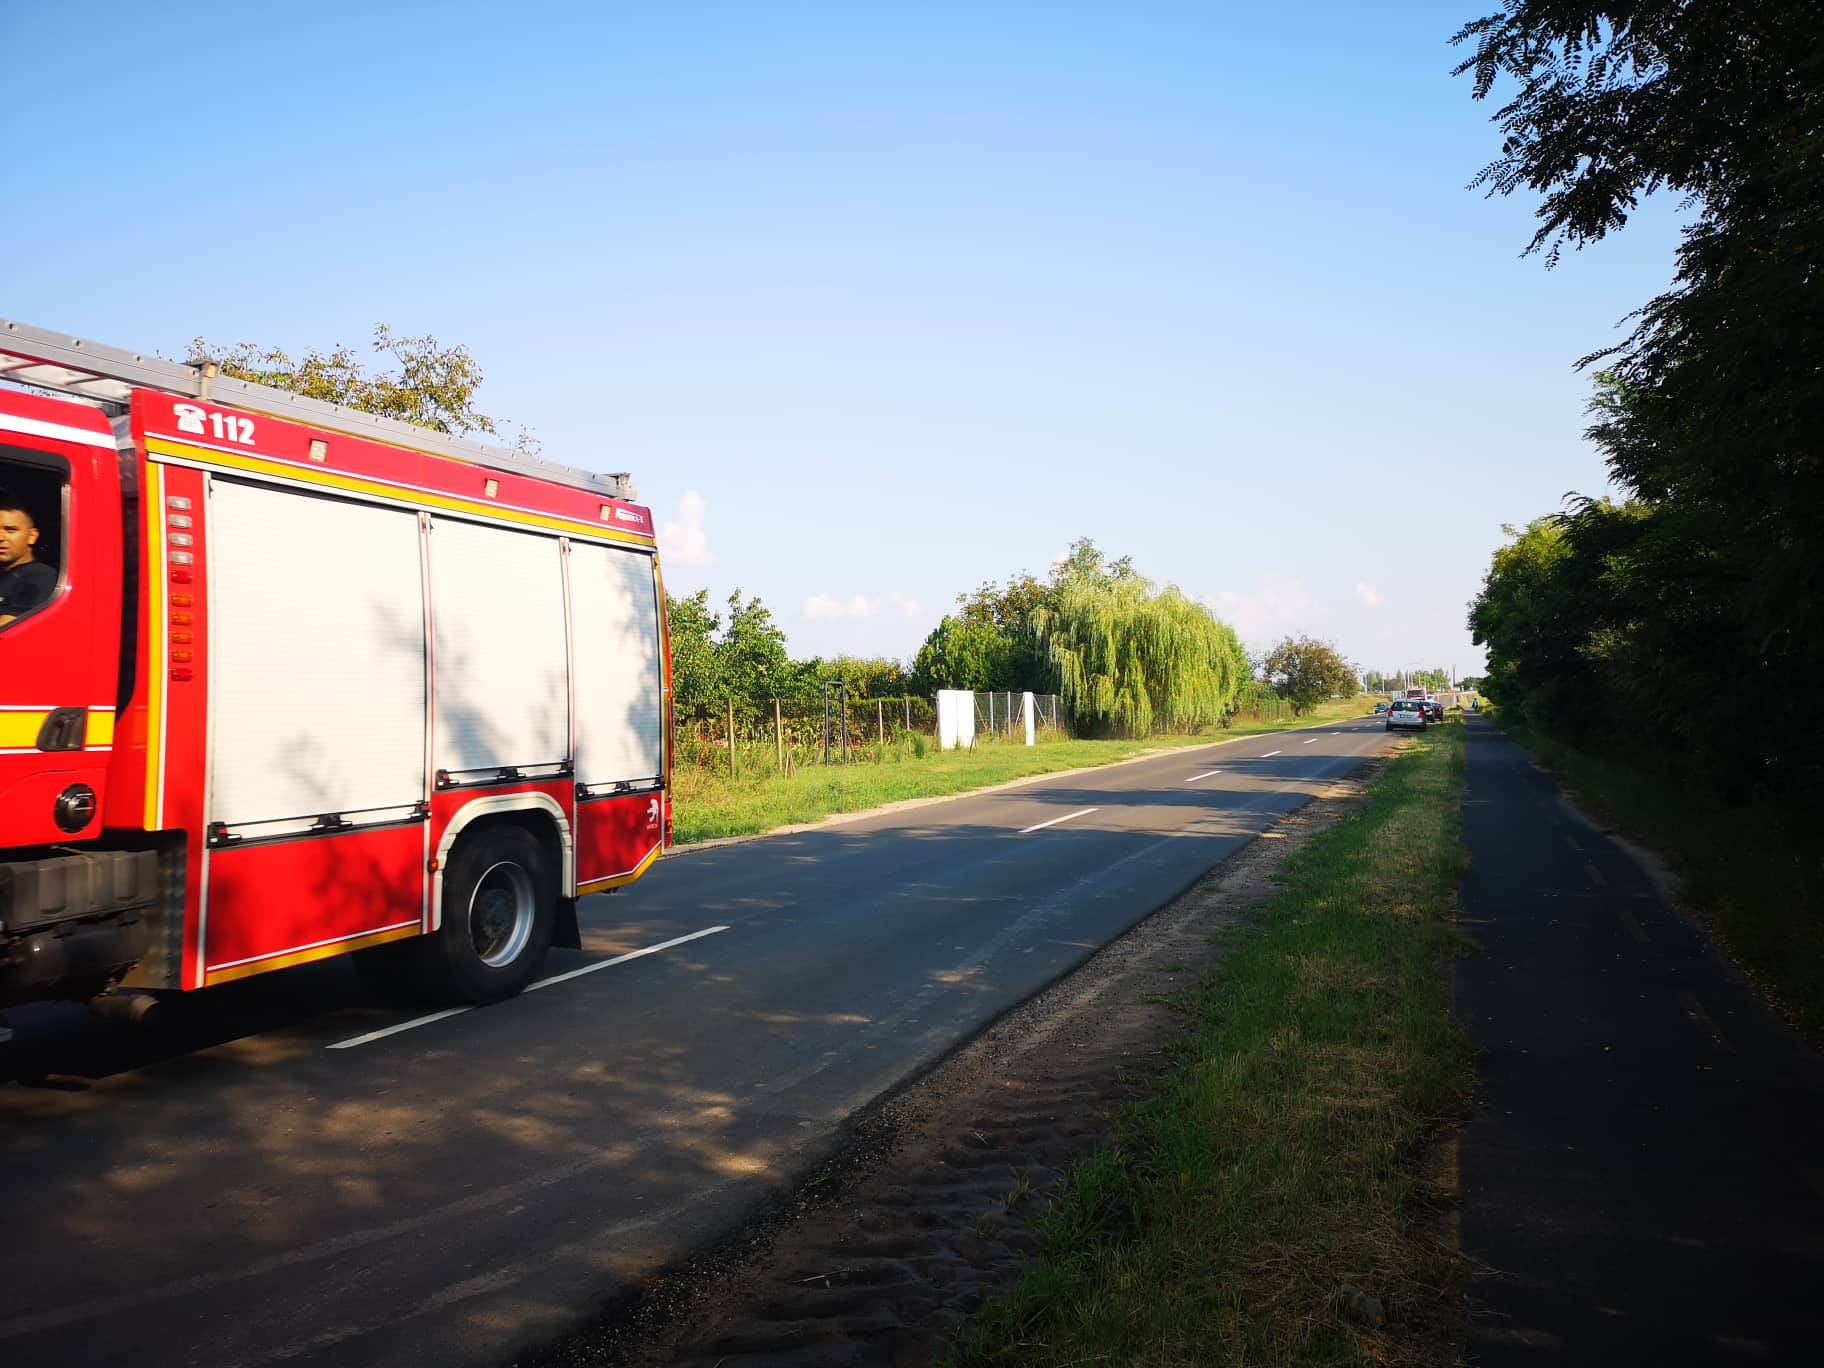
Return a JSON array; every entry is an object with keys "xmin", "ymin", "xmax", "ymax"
[
  {"xmin": 803, "ymin": 590, "xmax": 925, "ymax": 622},
  {"xmin": 658, "ymin": 490, "xmax": 714, "ymax": 565},
  {"xmin": 1354, "ymin": 582, "xmax": 1383, "ymax": 609},
  {"xmin": 1202, "ymin": 575, "xmax": 1315, "ymax": 648},
  {"xmin": 804, "ymin": 592, "xmax": 880, "ymax": 621}
]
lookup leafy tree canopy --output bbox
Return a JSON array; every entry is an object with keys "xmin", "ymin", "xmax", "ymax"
[
  {"xmin": 1039, "ymin": 577, "xmax": 1249, "ymax": 736},
  {"xmin": 909, "ymin": 615, "xmax": 1014, "ymax": 694},
  {"xmin": 1452, "ymin": 1, "xmax": 1824, "ymax": 262},
  {"xmin": 1262, "ymin": 636, "xmax": 1359, "ymax": 716},
  {"xmin": 910, "ymin": 537, "xmax": 1147, "ymax": 695},
  {"xmin": 816, "ymin": 655, "xmax": 911, "ymax": 698},
  {"xmin": 665, "ymin": 589, "xmax": 723, "ymax": 717},
  {"xmin": 185, "ymin": 324, "xmax": 538, "ymax": 449},
  {"xmin": 1457, "ymin": 0, "xmax": 1824, "ymax": 800},
  {"xmin": 716, "ymin": 590, "xmax": 796, "ymax": 706}
]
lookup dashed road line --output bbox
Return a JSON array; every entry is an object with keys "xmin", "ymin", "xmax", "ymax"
[
  {"xmin": 527, "ymin": 925, "xmax": 730, "ymax": 992},
  {"xmin": 1019, "ymin": 807, "xmax": 1099, "ymax": 835},
  {"xmin": 1186, "ymin": 769, "xmax": 1222, "ymax": 782},
  {"xmin": 1678, "ymin": 991, "xmax": 1736, "ymax": 1054},
  {"xmin": 325, "ymin": 1007, "xmax": 471, "ymax": 1050},
  {"xmin": 326, "ymin": 925, "xmax": 731, "ymax": 1049}
]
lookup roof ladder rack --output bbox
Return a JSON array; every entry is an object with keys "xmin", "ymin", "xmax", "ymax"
[{"xmin": 0, "ymin": 319, "xmax": 635, "ymax": 501}]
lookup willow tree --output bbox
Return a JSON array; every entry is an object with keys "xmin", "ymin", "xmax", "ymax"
[{"xmin": 1037, "ymin": 578, "xmax": 1248, "ymax": 736}]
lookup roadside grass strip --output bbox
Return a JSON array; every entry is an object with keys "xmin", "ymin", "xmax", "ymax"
[
  {"xmin": 946, "ymin": 722, "xmax": 1472, "ymax": 1368},
  {"xmin": 673, "ymin": 698, "xmax": 1370, "ymax": 844}
]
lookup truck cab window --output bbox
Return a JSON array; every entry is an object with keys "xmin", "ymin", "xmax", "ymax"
[{"xmin": 0, "ymin": 453, "xmax": 66, "ymax": 630}]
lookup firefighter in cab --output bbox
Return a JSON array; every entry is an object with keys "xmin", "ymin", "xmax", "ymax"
[{"xmin": 0, "ymin": 495, "xmax": 54, "ymax": 627}]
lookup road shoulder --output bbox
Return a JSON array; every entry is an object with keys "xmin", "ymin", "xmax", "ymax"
[
  {"xmin": 519, "ymin": 757, "xmax": 1382, "ymax": 1367},
  {"xmin": 1455, "ymin": 717, "xmax": 1824, "ymax": 1362}
]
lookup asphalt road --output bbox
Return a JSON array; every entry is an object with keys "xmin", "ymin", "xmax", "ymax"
[
  {"xmin": 1456, "ymin": 719, "xmax": 1824, "ymax": 1362},
  {"xmin": 2, "ymin": 718, "xmax": 1394, "ymax": 1368}
]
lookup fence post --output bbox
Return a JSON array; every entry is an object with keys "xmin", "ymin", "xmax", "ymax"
[
  {"xmin": 877, "ymin": 699, "xmax": 884, "ymax": 749},
  {"xmin": 774, "ymin": 698, "xmax": 783, "ymax": 772},
  {"xmin": 904, "ymin": 697, "xmax": 910, "ymax": 731},
  {"xmin": 727, "ymin": 697, "xmax": 737, "ymax": 778}
]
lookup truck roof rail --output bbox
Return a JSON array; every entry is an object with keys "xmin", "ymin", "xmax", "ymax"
[{"xmin": 0, "ymin": 319, "xmax": 635, "ymax": 501}]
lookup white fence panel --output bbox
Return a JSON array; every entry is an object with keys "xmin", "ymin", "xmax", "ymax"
[{"xmin": 936, "ymin": 689, "xmax": 975, "ymax": 751}]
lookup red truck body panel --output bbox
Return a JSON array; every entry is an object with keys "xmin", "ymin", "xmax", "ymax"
[
  {"xmin": 0, "ymin": 368, "xmax": 669, "ymax": 1003},
  {"xmin": 0, "ymin": 393, "xmax": 124, "ymax": 849}
]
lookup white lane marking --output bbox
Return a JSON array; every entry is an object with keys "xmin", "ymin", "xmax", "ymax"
[
  {"xmin": 527, "ymin": 925, "xmax": 729, "ymax": 991},
  {"xmin": 1187, "ymin": 769, "xmax": 1222, "ymax": 782},
  {"xmin": 1019, "ymin": 807, "xmax": 1099, "ymax": 835},
  {"xmin": 1302, "ymin": 738, "xmax": 1318, "ymax": 745},
  {"xmin": 327, "ymin": 1007, "xmax": 473, "ymax": 1051},
  {"xmin": 1259, "ymin": 750, "xmax": 1282, "ymax": 758},
  {"xmin": 326, "ymin": 926, "xmax": 730, "ymax": 1049}
]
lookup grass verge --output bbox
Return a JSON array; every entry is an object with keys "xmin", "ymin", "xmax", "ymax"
[
  {"xmin": 673, "ymin": 698, "xmax": 1369, "ymax": 845},
  {"xmin": 944, "ymin": 721, "xmax": 1472, "ymax": 1367},
  {"xmin": 1499, "ymin": 718, "xmax": 1823, "ymax": 1046}
]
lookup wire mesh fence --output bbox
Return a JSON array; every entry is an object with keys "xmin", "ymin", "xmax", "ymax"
[
  {"xmin": 971, "ymin": 690, "xmax": 1064, "ymax": 740},
  {"xmin": 672, "ymin": 693, "xmax": 1068, "ymax": 778}
]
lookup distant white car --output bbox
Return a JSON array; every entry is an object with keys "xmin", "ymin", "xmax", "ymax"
[{"xmin": 1386, "ymin": 699, "xmax": 1427, "ymax": 731}]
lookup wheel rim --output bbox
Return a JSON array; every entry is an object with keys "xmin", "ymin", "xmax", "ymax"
[{"xmin": 469, "ymin": 860, "xmax": 535, "ymax": 968}]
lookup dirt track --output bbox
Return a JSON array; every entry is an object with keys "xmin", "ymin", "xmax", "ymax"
[{"xmin": 520, "ymin": 770, "xmax": 1375, "ymax": 1368}]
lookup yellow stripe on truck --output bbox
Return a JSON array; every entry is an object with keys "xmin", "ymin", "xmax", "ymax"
[
  {"xmin": 144, "ymin": 437, "xmax": 656, "ymax": 548},
  {"xmin": 0, "ymin": 710, "xmax": 49, "ymax": 748},
  {"xmin": 203, "ymin": 923, "xmax": 422, "ymax": 985},
  {"xmin": 0, "ymin": 708, "xmax": 116, "ymax": 750}
]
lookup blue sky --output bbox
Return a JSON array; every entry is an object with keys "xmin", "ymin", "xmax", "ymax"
[{"xmin": 5, "ymin": 2, "xmax": 1685, "ymax": 680}]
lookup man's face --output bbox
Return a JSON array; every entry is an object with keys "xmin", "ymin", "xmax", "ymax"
[{"xmin": 0, "ymin": 507, "xmax": 39, "ymax": 569}]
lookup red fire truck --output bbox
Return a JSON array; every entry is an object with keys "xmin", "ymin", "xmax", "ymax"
[{"xmin": 0, "ymin": 321, "xmax": 672, "ymax": 1018}]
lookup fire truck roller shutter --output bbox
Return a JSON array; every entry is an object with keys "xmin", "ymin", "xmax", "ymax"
[
  {"xmin": 570, "ymin": 542, "xmax": 664, "ymax": 787},
  {"xmin": 428, "ymin": 517, "xmax": 568, "ymax": 774},
  {"xmin": 208, "ymin": 480, "xmax": 427, "ymax": 826}
]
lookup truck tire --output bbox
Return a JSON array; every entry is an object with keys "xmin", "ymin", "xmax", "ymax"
[{"xmin": 426, "ymin": 825, "xmax": 554, "ymax": 1005}]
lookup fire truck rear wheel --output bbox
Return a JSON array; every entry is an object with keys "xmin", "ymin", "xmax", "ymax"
[{"xmin": 432, "ymin": 825, "xmax": 555, "ymax": 1004}]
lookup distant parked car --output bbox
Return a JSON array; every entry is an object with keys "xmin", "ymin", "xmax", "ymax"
[
  {"xmin": 1386, "ymin": 699, "xmax": 1427, "ymax": 731},
  {"xmin": 1422, "ymin": 699, "xmax": 1445, "ymax": 722},
  {"xmin": 1373, "ymin": 700, "xmax": 1390, "ymax": 715}
]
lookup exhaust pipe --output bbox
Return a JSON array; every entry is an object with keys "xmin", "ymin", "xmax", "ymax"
[{"xmin": 88, "ymin": 989, "xmax": 164, "ymax": 1025}]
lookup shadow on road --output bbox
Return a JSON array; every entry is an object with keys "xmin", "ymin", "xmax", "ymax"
[{"xmin": 0, "ymin": 746, "xmax": 1377, "ymax": 1368}]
